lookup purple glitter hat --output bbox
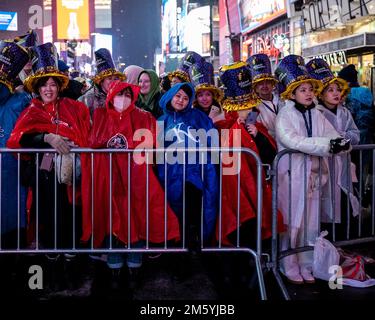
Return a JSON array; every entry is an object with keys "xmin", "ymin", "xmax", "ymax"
[
  {"xmin": 189, "ymin": 59, "xmax": 223, "ymax": 102},
  {"xmin": 24, "ymin": 42, "xmax": 69, "ymax": 93},
  {"xmin": 93, "ymin": 48, "xmax": 126, "ymax": 84},
  {"xmin": 247, "ymin": 53, "xmax": 277, "ymax": 85},
  {"xmin": 0, "ymin": 40, "xmax": 30, "ymax": 92},
  {"xmin": 219, "ymin": 61, "xmax": 260, "ymax": 111}
]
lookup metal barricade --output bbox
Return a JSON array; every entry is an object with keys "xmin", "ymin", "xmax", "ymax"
[
  {"xmin": 271, "ymin": 145, "xmax": 375, "ymax": 300},
  {"xmin": 0, "ymin": 147, "xmax": 269, "ymax": 300}
]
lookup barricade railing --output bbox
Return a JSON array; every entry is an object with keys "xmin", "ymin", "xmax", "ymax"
[
  {"xmin": 271, "ymin": 145, "xmax": 375, "ymax": 300},
  {"xmin": 0, "ymin": 147, "xmax": 268, "ymax": 300}
]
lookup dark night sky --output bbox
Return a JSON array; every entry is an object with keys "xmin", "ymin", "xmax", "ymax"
[{"xmin": 111, "ymin": 0, "xmax": 162, "ymax": 69}]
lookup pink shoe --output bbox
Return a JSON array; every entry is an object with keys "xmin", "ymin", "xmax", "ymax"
[
  {"xmin": 301, "ymin": 269, "xmax": 315, "ymax": 284},
  {"xmin": 286, "ymin": 273, "xmax": 304, "ymax": 285}
]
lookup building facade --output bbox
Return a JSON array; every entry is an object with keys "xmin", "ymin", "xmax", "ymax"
[
  {"xmin": 161, "ymin": 0, "xmax": 219, "ymax": 73},
  {"xmin": 291, "ymin": 0, "xmax": 375, "ymax": 90},
  {"xmin": 219, "ymin": 0, "xmax": 290, "ymax": 70}
]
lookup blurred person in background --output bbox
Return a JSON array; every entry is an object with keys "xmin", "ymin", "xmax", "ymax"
[
  {"xmin": 79, "ymin": 48, "xmax": 125, "ymax": 119},
  {"xmin": 124, "ymin": 65, "xmax": 144, "ymax": 85},
  {"xmin": 136, "ymin": 69, "xmax": 163, "ymax": 118}
]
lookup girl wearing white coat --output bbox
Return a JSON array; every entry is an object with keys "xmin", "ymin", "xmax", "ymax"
[
  {"xmin": 247, "ymin": 53, "xmax": 284, "ymax": 139},
  {"xmin": 307, "ymin": 58, "xmax": 360, "ymax": 236},
  {"xmin": 274, "ymin": 55, "xmax": 351, "ymax": 284}
]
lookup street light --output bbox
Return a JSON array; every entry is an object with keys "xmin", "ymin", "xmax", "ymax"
[
  {"xmin": 117, "ymin": 56, "xmax": 124, "ymax": 71},
  {"xmin": 176, "ymin": 7, "xmax": 181, "ymax": 52}
]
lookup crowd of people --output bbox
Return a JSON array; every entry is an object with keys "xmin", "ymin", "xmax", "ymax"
[{"xmin": 0, "ymin": 29, "xmax": 374, "ymax": 290}]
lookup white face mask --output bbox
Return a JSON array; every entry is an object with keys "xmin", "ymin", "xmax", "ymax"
[{"xmin": 113, "ymin": 96, "xmax": 126, "ymax": 112}]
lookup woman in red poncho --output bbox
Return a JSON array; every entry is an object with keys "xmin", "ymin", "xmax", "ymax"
[
  {"xmin": 216, "ymin": 62, "xmax": 285, "ymax": 247},
  {"xmin": 80, "ymin": 80, "xmax": 180, "ymax": 285},
  {"xmin": 7, "ymin": 43, "xmax": 91, "ymax": 255}
]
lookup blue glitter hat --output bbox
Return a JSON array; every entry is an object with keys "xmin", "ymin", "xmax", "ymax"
[
  {"xmin": 306, "ymin": 58, "xmax": 349, "ymax": 97},
  {"xmin": 274, "ymin": 54, "xmax": 322, "ymax": 100},
  {"xmin": 93, "ymin": 48, "xmax": 126, "ymax": 84},
  {"xmin": 14, "ymin": 29, "xmax": 39, "ymax": 48},
  {"xmin": 0, "ymin": 40, "xmax": 29, "ymax": 92},
  {"xmin": 219, "ymin": 61, "xmax": 260, "ymax": 111},
  {"xmin": 247, "ymin": 53, "xmax": 277, "ymax": 85},
  {"xmin": 23, "ymin": 42, "xmax": 69, "ymax": 93},
  {"xmin": 189, "ymin": 59, "xmax": 223, "ymax": 102}
]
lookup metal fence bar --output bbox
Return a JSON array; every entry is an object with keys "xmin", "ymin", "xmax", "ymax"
[
  {"xmin": 304, "ymin": 154, "xmax": 308, "ymax": 246},
  {"xmin": 54, "ymin": 153, "xmax": 57, "ymax": 250},
  {"xmin": 256, "ymin": 150, "xmax": 263, "ymax": 256},
  {"xmin": 236, "ymin": 152, "xmax": 241, "ymax": 248},
  {"xmin": 271, "ymin": 150, "xmax": 290, "ymax": 300},
  {"xmin": 272, "ymin": 146, "xmax": 375, "ymax": 301},
  {"xmin": 317, "ymin": 157, "xmax": 322, "ymax": 234},
  {"xmin": 218, "ymin": 151, "xmax": 223, "ymax": 248},
  {"xmin": 182, "ymin": 150, "xmax": 186, "ymax": 249},
  {"xmin": 0, "ymin": 147, "xmax": 267, "ymax": 299},
  {"xmin": 288, "ymin": 154, "xmax": 292, "ymax": 250},
  {"xmin": 72, "ymin": 153, "xmax": 76, "ymax": 250},
  {"xmin": 164, "ymin": 152, "xmax": 168, "ymax": 248},
  {"xmin": 331, "ymin": 156, "xmax": 336, "ymax": 242},
  {"xmin": 109, "ymin": 152, "xmax": 113, "ymax": 250},
  {"xmin": 146, "ymin": 152, "xmax": 150, "ymax": 249},
  {"xmin": 359, "ymin": 150, "xmax": 363, "ymax": 237},
  {"xmin": 36, "ymin": 153, "xmax": 39, "ymax": 250},
  {"xmin": 200, "ymin": 151, "xmax": 204, "ymax": 250},
  {"xmin": 128, "ymin": 153, "xmax": 131, "ymax": 248},
  {"xmin": 346, "ymin": 153, "xmax": 351, "ymax": 240},
  {"xmin": 91, "ymin": 153, "xmax": 94, "ymax": 249},
  {"xmin": 0, "ymin": 154, "xmax": 2, "ymax": 249},
  {"xmin": 17, "ymin": 153, "xmax": 20, "ymax": 250},
  {"xmin": 372, "ymin": 149, "xmax": 375, "ymax": 236}
]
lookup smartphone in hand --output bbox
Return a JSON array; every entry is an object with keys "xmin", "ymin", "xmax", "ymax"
[{"xmin": 245, "ymin": 111, "xmax": 258, "ymax": 126}]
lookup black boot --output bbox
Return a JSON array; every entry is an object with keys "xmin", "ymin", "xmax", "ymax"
[
  {"xmin": 128, "ymin": 267, "xmax": 141, "ymax": 290},
  {"xmin": 110, "ymin": 268, "xmax": 122, "ymax": 291},
  {"xmin": 63, "ymin": 256, "xmax": 79, "ymax": 290},
  {"xmin": 44, "ymin": 254, "xmax": 62, "ymax": 292},
  {"xmin": 172, "ymin": 253, "xmax": 192, "ymax": 282}
]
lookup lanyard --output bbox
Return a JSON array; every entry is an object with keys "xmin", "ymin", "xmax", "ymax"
[
  {"xmin": 261, "ymin": 100, "xmax": 278, "ymax": 115},
  {"xmin": 302, "ymin": 109, "xmax": 313, "ymax": 137}
]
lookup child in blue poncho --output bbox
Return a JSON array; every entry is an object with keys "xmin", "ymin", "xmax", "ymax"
[{"xmin": 157, "ymin": 82, "xmax": 219, "ymax": 251}]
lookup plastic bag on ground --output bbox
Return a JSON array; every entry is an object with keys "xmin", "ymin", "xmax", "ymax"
[{"xmin": 312, "ymin": 230, "xmax": 340, "ymax": 281}]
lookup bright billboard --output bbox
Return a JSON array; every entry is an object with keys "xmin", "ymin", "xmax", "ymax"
[
  {"xmin": 238, "ymin": 0, "xmax": 286, "ymax": 33},
  {"xmin": 56, "ymin": 0, "xmax": 90, "ymax": 40},
  {"xmin": 0, "ymin": 11, "xmax": 17, "ymax": 31}
]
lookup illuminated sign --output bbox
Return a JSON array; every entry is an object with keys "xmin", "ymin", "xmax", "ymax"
[
  {"xmin": 57, "ymin": 0, "xmax": 89, "ymax": 40},
  {"xmin": 243, "ymin": 33, "xmax": 290, "ymax": 62},
  {"xmin": 303, "ymin": 0, "xmax": 375, "ymax": 33},
  {"xmin": 238, "ymin": 0, "xmax": 286, "ymax": 33},
  {"xmin": 0, "ymin": 11, "xmax": 17, "ymax": 31},
  {"xmin": 311, "ymin": 51, "xmax": 348, "ymax": 66},
  {"xmin": 93, "ymin": 33, "xmax": 112, "ymax": 55}
]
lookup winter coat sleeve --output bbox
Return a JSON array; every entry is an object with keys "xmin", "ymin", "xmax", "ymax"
[
  {"xmin": 19, "ymin": 132, "xmax": 49, "ymax": 148},
  {"xmin": 340, "ymin": 107, "xmax": 360, "ymax": 145},
  {"xmin": 276, "ymin": 104, "xmax": 340, "ymax": 156},
  {"xmin": 254, "ymin": 131, "xmax": 277, "ymax": 165}
]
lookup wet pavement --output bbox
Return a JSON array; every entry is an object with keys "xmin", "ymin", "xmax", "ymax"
[{"xmin": 0, "ymin": 244, "xmax": 374, "ymax": 303}]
